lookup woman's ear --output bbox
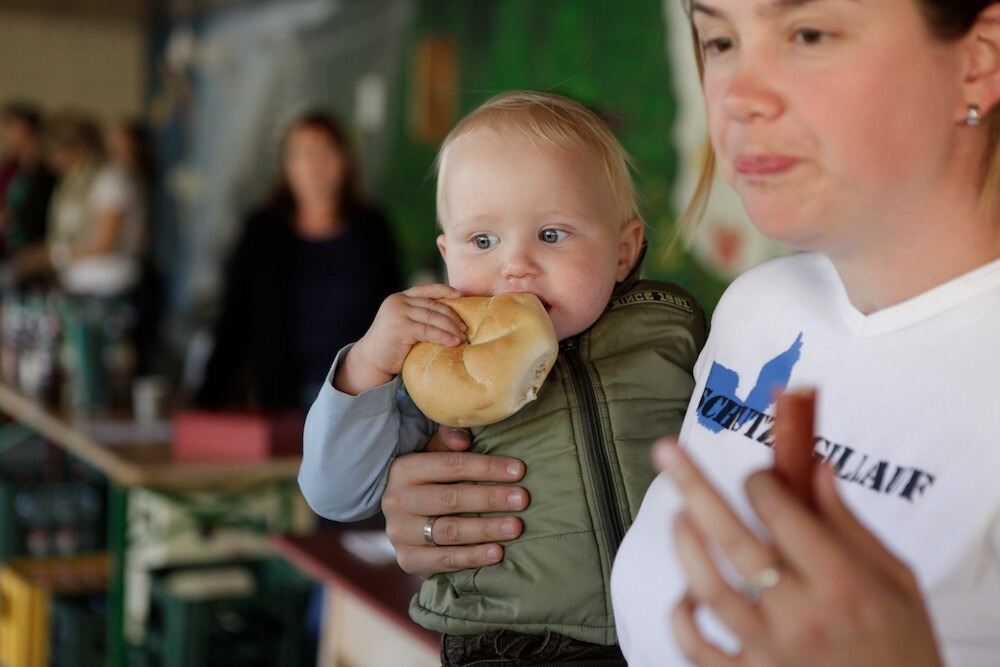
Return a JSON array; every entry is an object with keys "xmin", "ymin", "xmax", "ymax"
[
  {"xmin": 616, "ymin": 218, "xmax": 645, "ymax": 281},
  {"xmin": 960, "ymin": 4, "xmax": 1000, "ymax": 120}
]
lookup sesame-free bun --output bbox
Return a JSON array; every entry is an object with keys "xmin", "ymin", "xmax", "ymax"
[{"xmin": 401, "ymin": 293, "xmax": 558, "ymax": 427}]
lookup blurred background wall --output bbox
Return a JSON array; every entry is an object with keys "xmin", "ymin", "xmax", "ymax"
[
  {"xmin": 0, "ymin": 2, "xmax": 146, "ymax": 122},
  {"xmin": 2, "ymin": 0, "xmax": 783, "ymax": 368}
]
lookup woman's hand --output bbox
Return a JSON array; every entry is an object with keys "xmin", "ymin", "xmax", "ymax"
[
  {"xmin": 656, "ymin": 441, "xmax": 943, "ymax": 667},
  {"xmin": 382, "ymin": 426, "xmax": 530, "ymax": 578}
]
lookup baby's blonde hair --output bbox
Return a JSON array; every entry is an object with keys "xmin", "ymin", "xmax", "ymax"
[{"xmin": 435, "ymin": 91, "xmax": 642, "ymax": 227}]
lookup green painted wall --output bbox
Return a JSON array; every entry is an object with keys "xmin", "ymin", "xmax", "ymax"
[{"xmin": 380, "ymin": 0, "xmax": 728, "ymax": 312}]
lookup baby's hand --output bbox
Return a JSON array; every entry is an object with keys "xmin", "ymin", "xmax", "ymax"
[{"xmin": 336, "ymin": 284, "xmax": 466, "ymax": 394}]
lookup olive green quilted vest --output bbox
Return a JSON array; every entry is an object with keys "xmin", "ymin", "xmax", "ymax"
[{"xmin": 409, "ymin": 277, "xmax": 707, "ymax": 645}]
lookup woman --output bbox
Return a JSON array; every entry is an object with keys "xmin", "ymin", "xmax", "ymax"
[
  {"xmin": 197, "ymin": 111, "xmax": 402, "ymax": 409},
  {"xmin": 54, "ymin": 118, "xmax": 152, "ymax": 297},
  {"xmin": 0, "ymin": 104, "xmax": 56, "ymax": 274},
  {"xmin": 372, "ymin": 1, "xmax": 1000, "ymax": 665},
  {"xmin": 10, "ymin": 112, "xmax": 103, "ymax": 285}
]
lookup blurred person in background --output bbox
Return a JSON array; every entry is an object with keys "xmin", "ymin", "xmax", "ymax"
[
  {"xmin": 196, "ymin": 111, "xmax": 402, "ymax": 410},
  {"xmin": 102, "ymin": 119, "xmax": 164, "ymax": 376},
  {"xmin": 0, "ymin": 104, "xmax": 57, "ymax": 280},
  {"xmin": 51, "ymin": 117, "xmax": 149, "ymax": 299},
  {"xmin": 9, "ymin": 111, "xmax": 103, "ymax": 286}
]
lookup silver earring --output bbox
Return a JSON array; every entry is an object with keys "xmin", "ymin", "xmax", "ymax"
[{"xmin": 966, "ymin": 104, "xmax": 982, "ymax": 127}]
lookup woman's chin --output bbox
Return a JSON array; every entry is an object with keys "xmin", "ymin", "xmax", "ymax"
[{"xmin": 742, "ymin": 202, "xmax": 826, "ymax": 251}]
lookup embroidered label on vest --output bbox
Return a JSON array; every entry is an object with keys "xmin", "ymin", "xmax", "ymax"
[{"xmin": 609, "ymin": 289, "xmax": 694, "ymax": 312}]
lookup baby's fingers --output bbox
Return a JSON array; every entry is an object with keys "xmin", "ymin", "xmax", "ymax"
[
  {"xmin": 405, "ymin": 299, "xmax": 467, "ymax": 343},
  {"xmin": 403, "ymin": 283, "xmax": 463, "ymax": 300}
]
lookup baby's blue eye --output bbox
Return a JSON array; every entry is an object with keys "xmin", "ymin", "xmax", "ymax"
[
  {"xmin": 472, "ymin": 233, "xmax": 499, "ymax": 250},
  {"xmin": 539, "ymin": 228, "xmax": 568, "ymax": 244}
]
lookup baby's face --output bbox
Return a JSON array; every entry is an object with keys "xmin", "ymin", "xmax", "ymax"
[{"xmin": 437, "ymin": 129, "xmax": 637, "ymax": 341}]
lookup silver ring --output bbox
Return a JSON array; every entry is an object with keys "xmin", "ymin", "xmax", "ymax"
[
  {"xmin": 742, "ymin": 565, "xmax": 782, "ymax": 602},
  {"xmin": 423, "ymin": 516, "xmax": 438, "ymax": 546}
]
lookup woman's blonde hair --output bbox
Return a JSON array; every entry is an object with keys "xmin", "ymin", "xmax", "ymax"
[
  {"xmin": 677, "ymin": 0, "xmax": 1000, "ymax": 237},
  {"xmin": 435, "ymin": 91, "xmax": 642, "ymax": 227}
]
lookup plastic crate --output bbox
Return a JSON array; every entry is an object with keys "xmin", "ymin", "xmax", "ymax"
[
  {"xmin": 0, "ymin": 563, "xmax": 49, "ymax": 667},
  {"xmin": 0, "ymin": 434, "xmax": 106, "ymax": 561},
  {"xmin": 0, "ymin": 553, "xmax": 107, "ymax": 667},
  {"xmin": 140, "ymin": 559, "xmax": 311, "ymax": 667},
  {"xmin": 51, "ymin": 594, "xmax": 106, "ymax": 667}
]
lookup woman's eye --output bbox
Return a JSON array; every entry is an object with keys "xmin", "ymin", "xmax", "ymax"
[
  {"xmin": 472, "ymin": 233, "xmax": 499, "ymax": 250},
  {"xmin": 539, "ymin": 228, "xmax": 569, "ymax": 244},
  {"xmin": 794, "ymin": 28, "xmax": 826, "ymax": 45},
  {"xmin": 701, "ymin": 37, "xmax": 733, "ymax": 57}
]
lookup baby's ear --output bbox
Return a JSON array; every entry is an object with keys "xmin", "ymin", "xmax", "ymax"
[
  {"xmin": 616, "ymin": 218, "xmax": 645, "ymax": 281},
  {"xmin": 436, "ymin": 234, "xmax": 448, "ymax": 261}
]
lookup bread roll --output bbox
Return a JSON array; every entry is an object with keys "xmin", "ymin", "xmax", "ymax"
[{"xmin": 401, "ymin": 293, "xmax": 558, "ymax": 427}]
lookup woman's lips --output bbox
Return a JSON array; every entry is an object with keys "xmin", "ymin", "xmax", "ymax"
[{"xmin": 733, "ymin": 154, "xmax": 800, "ymax": 177}]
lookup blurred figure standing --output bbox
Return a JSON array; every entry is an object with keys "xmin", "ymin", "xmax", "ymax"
[
  {"xmin": 197, "ymin": 111, "xmax": 402, "ymax": 410},
  {"xmin": 0, "ymin": 104, "xmax": 57, "ymax": 280},
  {"xmin": 52, "ymin": 117, "xmax": 148, "ymax": 298},
  {"xmin": 11, "ymin": 112, "xmax": 103, "ymax": 286}
]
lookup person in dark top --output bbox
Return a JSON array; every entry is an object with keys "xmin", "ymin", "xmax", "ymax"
[
  {"xmin": 0, "ymin": 104, "xmax": 57, "ymax": 274},
  {"xmin": 197, "ymin": 111, "xmax": 402, "ymax": 410}
]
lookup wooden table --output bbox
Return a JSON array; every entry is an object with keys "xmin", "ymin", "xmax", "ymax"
[
  {"xmin": 0, "ymin": 383, "xmax": 304, "ymax": 666},
  {"xmin": 273, "ymin": 530, "xmax": 439, "ymax": 667},
  {"xmin": 0, "ymin": 384, "xmax": 300, "ymax": 492}
]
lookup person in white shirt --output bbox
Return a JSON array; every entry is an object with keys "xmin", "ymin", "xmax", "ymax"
[
  {"xmin": 359, "ymin": 1, "xmax": 1000, "ymax": 666},
  {"xmin": 56, "ymin": 119, "xmax": 150, "ymax": 297}
]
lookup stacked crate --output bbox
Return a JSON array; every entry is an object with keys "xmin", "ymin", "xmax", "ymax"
[
  {"xmin": 137, "ymin": 559, "xmax": 311, "ymax": 667},
  {"xmin": 0, "ymin": 554, "xmax": 108, "ymax": 667}
]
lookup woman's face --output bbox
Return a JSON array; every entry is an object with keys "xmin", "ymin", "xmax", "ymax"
[
  {"xmin": 47, "ymin": 145, "xmax": 79, "ymax": 175},
  {"xmin": 693, "ymin": 0, "xmax": 968, "ymax": 253},
  {"xmin": 283, "ymin": 125, "xmax": 347, "ymax": 206}
]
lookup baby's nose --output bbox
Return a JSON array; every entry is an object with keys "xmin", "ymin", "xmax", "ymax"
[{"xmin": 501, "ymin": 247, "xmax": 540, "ymax": 279}]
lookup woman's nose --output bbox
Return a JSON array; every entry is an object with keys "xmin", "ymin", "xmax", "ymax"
[{"xmin": 722, "ymin": 54, "xmax": 784, "ymax": 124}]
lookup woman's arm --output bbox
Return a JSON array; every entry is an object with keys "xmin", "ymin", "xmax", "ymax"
[
  {"xmin": 195, "ymin": 218, "xmax": 259, "ymax": 408},
  {"xmin": 71, "ymin": 208, "xmax": 124, "ymax": 258}
]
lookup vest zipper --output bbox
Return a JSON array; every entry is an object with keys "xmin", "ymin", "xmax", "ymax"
[{"xmin": 560, "ymin": 336, "xmax": 626, "ymax": 560}]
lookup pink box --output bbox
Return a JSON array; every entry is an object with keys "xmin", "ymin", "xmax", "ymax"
[{"xmin": 172, "ymin": 410, "xmax": 305, "ymax": 462}]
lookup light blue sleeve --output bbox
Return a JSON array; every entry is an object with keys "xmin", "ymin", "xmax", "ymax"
[{"xmin": 298, "ymin": 343, "xmax": 435, "ymax": 522}]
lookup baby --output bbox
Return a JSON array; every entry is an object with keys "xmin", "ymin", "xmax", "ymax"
[{"xmin": 299, "ymin": 91, "xmax": 706, "ymax": 665}]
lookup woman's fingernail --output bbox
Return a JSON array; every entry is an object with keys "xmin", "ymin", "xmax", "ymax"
[
  {"xmin": 487, "ymin": 546, "xmax": 501, "ymax": 561},
  {"xmin": 501, "ymin": 520, "xmax": 517, "ymax": 537},
  {"xmin": 506, "ymin": 461, "xmax": 522, "ymax": 477},
  {"xmin": 507, "ymin": 492, "xmax": 524, "ymax": 509}
]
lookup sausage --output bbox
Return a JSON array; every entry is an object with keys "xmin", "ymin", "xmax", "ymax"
[{"xmin": 772, "ymin": 389, "xmax": 817, "ymax": 509}]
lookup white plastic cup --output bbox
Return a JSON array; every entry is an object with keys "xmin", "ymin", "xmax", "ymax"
[{"xmin": 132, "ymin": 375, "xmax": 169, "ymax": 423}]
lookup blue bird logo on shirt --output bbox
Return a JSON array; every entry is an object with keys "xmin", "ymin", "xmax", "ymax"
[{"xmin": 697, "ymin": 333, "xmax": 803, "ymax": 433}]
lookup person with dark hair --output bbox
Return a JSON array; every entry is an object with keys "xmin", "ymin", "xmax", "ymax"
[
  {"xmin": 0, "ymin": 103, "xmax": 57, "ymax": 277},
  {"xmin": 0, "ymin": 104, "xmax": 41, "ymax": 219},
  {"xmin": 197, "ymin": 111, "xmax": 402, "ymax": 409},
  {"xmin": 10, "ymin": 111, "xmax": 104, "ymax": 284}
]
